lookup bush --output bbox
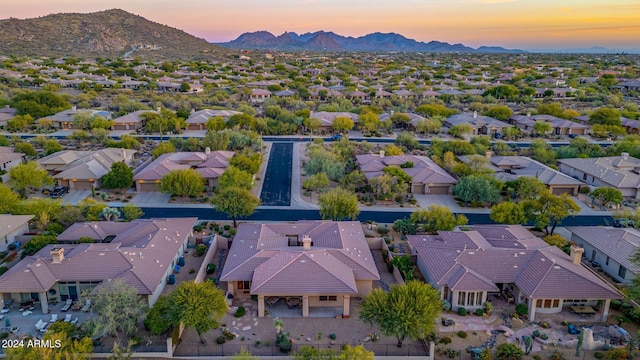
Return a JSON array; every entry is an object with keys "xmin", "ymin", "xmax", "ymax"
[
  {"xmin": 216, "ymin": 336, "xmax": 227, "ymax": 344},
  {"xmin": 193, "ymin": 225, "xmax": 203, "ymax": 232},
  {"xmin": 515, "ymin": 303, "xmax": 528, "ymax": 316},
  {"xmin": 386, "ymin": 262, "xmax": 394, "ymax": 273},
  {"xmin": 329, "ymin": 333, "xmax": 337, "ymax": 340},
  {"xmin": 475, "ymin": 308, "xmax": 484, "ymax": 316},
  {"xmin": 594, "ymin": 352, "xmax": 604, "ymax": 359},
  {"xmin": 196, "ymin": 244, "xmax": 207, "ymax": 256},
  {"xmin": 532, "ymin": 329, "xmax": 540, "ymax": 338},
  {"xmin": 457, "ymin": 331, "xmax": 467, "ymax": 339},
  {"xmin": 206, "ymin": 263, "xmax": 216, "ymax": 274},
  {"xmin": 0, "ymin": 332, "xmax": 8, "ymax": 339},
  {"xmin": 540, "ymin": 333, "xmax": 548, "ymax": 340},
  {"xmin": 439, "ymin": 337, "xmax": 452, "ymax": 344},
  {"xmin": 0, "ymin": 266, "xmax": 9, "ymax": 276},
  {"xmin": 378, "ymin": 226, "xmax": 389, "ymax": 235},
  {"xmin": 611, "ymin": 299, "xmax": 622, "ymax": 310},
  {"xmin": 0, "ymin": 251, "xmax": 7, "ymax": 259},
  {"xmin": 224, "ymin": 225, "xmax": 231, "ymax": 230},
  {"xmin": 541, "ymin": 322, "xmax": 549, "ymax": 329},
  {"xmin": 234, "ymin": 306, "xmax": 245, "ymax": 317},
  {"xmin": 458, "ymin": 307, "xmax": 467, "ymax": 316}
]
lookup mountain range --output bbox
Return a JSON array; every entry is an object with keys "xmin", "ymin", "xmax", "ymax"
[
  {"xmin": 218, "ymin": 30, "xmax": 525, "ymax": 53},
  {"xmin": 0, "ymin": 9, "xmax": 229, "ymax": 60}
]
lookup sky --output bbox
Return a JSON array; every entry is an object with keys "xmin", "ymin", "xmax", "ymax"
[{"xmin": 1, "ymin": 0, "xmax": 640, "ymax": 50}]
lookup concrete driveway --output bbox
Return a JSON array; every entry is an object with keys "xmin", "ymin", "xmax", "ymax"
[
  {"xmin": 61, "ymin": 190, "xmax": 91, "ymax": 205},
  {"xmin": 131, "ymin": 191, "xmax": 172, "ymax": 206}
]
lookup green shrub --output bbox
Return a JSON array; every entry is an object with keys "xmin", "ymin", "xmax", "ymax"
[
  {"xmin": 387, "ymin": 262, "xmax": 394, "ymax": 273},
  {"xmin": 0, "ymin": 266, "xmax": 8, "ymax": 276},
  {"xmin": 217, "ymin": 336, "xmax": 227, "ymax": 344},
  {"xmin": 457, "ymin": 331, "xmax": 467, "ymax": 338},
  {"xmin": 0, "ymin": 332, "xmax": 8, "ymax": 339},
  {"xmin": 533, "ymin": 355, "xmax": 541, "ymax": 360},
  {"xmin": 224, "ymin": 225, "xmax": 231, "ymax": 230},
  {"xmin": 458, "ymin": 307, "xmax": 467, "ymax": 316},
  {"xmin": 193, "ymin": 225, "xmax": 203, "ymax": 232},
  {"xmin": 196, "ymin": 244, "xmax": 207, "ymax": 256},
  {"xmin": 515, "ymin": 303, "xmax": 528, "ymax": 316},
  {"xmin": 329, "ymin": 333, "xmax": 337, "ymax": 340},
  {"xmin": 206, "ymin": 263, "xmax": 216, "ymax": 274},
  {"xmin": 540, "ymin": 333, "xmax": 548, "ymax": 340},
  {"xmin": 378, "ymin": 226, "xmax": 389, "ymax": 235},
  {"xmin": 475, "ymin": 308, "xmax": 484, "ymax": 316},
  {"xmin": 594, "ymin": 352, "xmax": 604, "ymax": 359},
  {"xmin": 611, "ymin": 299, "xmax": 622, "ymax": 310},
  {"xmin": 541, "ymin": 322, "xmax": 549, "ymax": 329},
  {"xmin": 234, "ymin": 306, "xmax": 246, "ymax": 317},
  {"xmin": 439, "ymin": 337, "xmax": 452, "ymax": 344},
  {"xmin": 532, "ymin": 329, "xmax": 540, "ymax": 338}
]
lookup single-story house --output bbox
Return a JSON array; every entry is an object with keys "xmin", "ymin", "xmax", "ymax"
[
  {"xmin": 45, "ymin": 107, "xmax": 113, "ymax": 129},
  {"xmin": 558, "ymin": 154, "xmax": 640, "ymax": 199},
  {"xmin": 445, "ymin": 112, "xmax": 511, "ymax": 136},
  {"xmin": 39, "ymin": 148, "xmax": 136, "ymax": 190},
  {"xmin": 458, "ymin": 155, "xmax": 584, "ymax": 195},
  {"xmin": 0, "ymin": 217, "xmax": 197, "ymax": 313},
  {"xmin": 309, "ymin": 111, "xmax": 359, "ymax": 133},
  {"xmin": 133, "ymin": 149, "xmax": 234, "ymax": 191},
  {"xmin": 0, "ymin": 105, "xmax": 17, "ymax": 127},
  {"xmin": 356, "ymin": 153, "xmax": 457, "ymax": 194},
  {"xmin": 378, "ymin": 112, "xmax": 428, "ymax": 131},
  {"xmin": 0, "ymin": 214, "xmax": 33, "ymax": 253},
  {"xmin": 613, "ymin": 80, "xmax": 640, "ymax": 93},
  {"xmin": 250, "ymin": 89, "xmax": 271, "ymax": 103},
  {"xmin": 408, "ymin": 225, "xmax": 623, "ymax": 321},
  {"xmin": 0, "ymin": 146, "xmax": 26, "ymax": 173},
  {"xmin": 220, "ymin": 221, "xmax": 380, "ymax": 317},
  {"xmin": 509, "ymin": 114, "xmax": 589, "ymax": 136},
  {"xmin": 111, "ymin": 110, "xmax": 156, "ymax": 131},
  {"xmin": 567, "ymin": 226, "xmax": 640, "ymax": 285},
  {"xmin": 185, "ymin": 109, "xmax": 242, "ymax": 131}
]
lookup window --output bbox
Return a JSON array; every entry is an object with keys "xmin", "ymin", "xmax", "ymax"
[
  {"xmin": 469, "ymin": 292, "xmax": 475, "ymax": 306},
  {"xmin": 619, "ymin": 266, "xmax": 627, "ymax": 279},
  {"xmin": 553, "ymin": 299, "xmax": 560, "ymax": 307},
  {"xmin": 237, "ymin": 281, "xmax": 251, "ymax": 291},
  {"xmin": 458, "ymin": 292, "xmax": 466, "ymax": 306},
  {"xmin": 476, "ymin": 292, "xmax": 483, "ymax": 306},
  {"xmin": 536, "ymin": 299, "xmax": 542, "ymax": 307},
  {"xmin": 544, "ymin": 299, "xmax": 552, "ymax": 308},
  {"xmin": 606, "ymin": 257, "xmax": 610, "ymax": 266},
  {"xmin": 319, "ymin": 296, "xmax": 338, "ymax": 302},
  {"xmin": 583, "ymin": 173, "xmax": 587, "ymax": 181},
  {"xmin": 319, "ymin": 296, "xmax": 328, "ymax": 301}
]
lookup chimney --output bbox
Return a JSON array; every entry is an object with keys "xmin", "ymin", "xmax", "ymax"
[
  {"xmin": 302, "ymin": 235, "xmax": 312, "ymax": 250},
  {"xmin": 622, "ymin": 152, "xmax": 629, "ymax": 160},
  {"xmin": 569, "ymin": 245, "xmax": 584, "ymax": 265},
  {"xmin": 72, "ymin": 106, "xmax": 77, "ymax": 111},
  {"xmin": 50, "ymin": 247, "xmax": 64, "ymax": 264},
  {"xmin": 205, "ymin": 147, "xmax": 211, "ymax": 155},
  {"xmin": 473, "ymin": 111, "xmax": 477, "ymax": 119},
  {"xmin": 485, "ymin": 151, "xmax": 493, "ymax": 159},
  {"xmin": 156, "ymin": 107, "xmax": 161, "ymax": 113},
  {"xmin": 526, "ymin": 112, "xmax": 531, "ymax": 117},
  {"xmin": 379, "ymin": 150, "xmax": 385, "ymax": 158}
]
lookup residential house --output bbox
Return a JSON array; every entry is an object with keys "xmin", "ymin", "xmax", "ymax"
[
  {"xmin": 445, "ymin": 112, "xmax": 511, "ymax": 136},
  {"xmin": 0, "ymin": 105, "xmax": 17, "ymax": 127},
  {"xmin": 111, "ymin": 110, "xmax": 156, "ymax": 131},
  {"xmin": 558, "ymin": 154, "xmax": 640, "ymax": 199},
  {"xmin": 0, "ymin": 215, "xmax": 33, "ymax": 253},
  {"xmin": 0, "ymin": 147, "xmax": 26, "ymax": 177},
  {"xmin": 250, "ymin": 89, "xmax": 271, "ymax": 103},
  {"xmin": 509, "ymin": 114, "xmax": 589, "ymax": 136},
  {"xmin": 309, "ymin": 111, "xmax": 359, "ymax": 133},
  {"xmin": 567, "ymin": 226, "xmax": 640, "ymax": 285},
  {"xmin": 0, "ymin": 218, "xmax": 197, "ymax": 313},
  {"xmin": 45, "ymin": 107, "xmax": 113, "ymax": 129},
  {"xmin": 220, "ymin": 221, "xmax": 380, "ymax": 317},
  {"xmin": 133, "ymin": 149, "xmax": 234, "ymax": 191},
  {"xmin": 614, "ymin": 80, "xmax": 640, "ymax": 93},
  {"xmin": 408, "ymin": 225, "xmax": 622, "ymax": 321},
  {"xmin": 39, "ymin": 148, "xmax": 136, "ymax": 190},
  {"xmin": 378, "ymin": 112, "xmax": 428, "ymax": 131},
  {"xmin": 356, "ymin": 153, "xmax": 457, "ymax": 194},
  {"xmin": 185, "ymin": 109, "xmax": 242, "ymax": 131},
  {"xmin": 458, "ymin": 154, "xmax": 584, "ymax": 195}
]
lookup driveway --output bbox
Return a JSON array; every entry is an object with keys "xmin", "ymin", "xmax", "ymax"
[
  {"xmin": 61, "ymin": 190, "xmax": 91, "ymax": 205},
  {"xmin": 131, "ymin": 191, "xmax": 172, "ymax": 206},
  {"xmin": 260, "ymin": 142, "xmax": 292, "ymax": 206}
]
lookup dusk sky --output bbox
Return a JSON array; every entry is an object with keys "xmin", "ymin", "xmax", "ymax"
[{"xmin": 2, "ymin": 0, "xmax": 639, "ymax": 50}]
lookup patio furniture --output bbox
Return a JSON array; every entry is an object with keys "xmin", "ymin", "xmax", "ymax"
[
  {"xmin": 35, "ymin": 319, "xmax": 45, "ymax": 332},
  {"xmin": 81, "ymin": 300, "xmax": 91, "ymax": 312},
  {"xmin": 570, "ymin": 305, "xmax": 596, "ymax": 317},
  {"xmin": 22, "ymin": 310, "xmax": 32, "ymax": 316},
  {"xmin": 567, "ymin": 324, "xmax": 579, "ymax": 335},
  {"xmin": 61, "ymin": 299, "xmax": 73, "ymax": 312},
  {"xmin": 266, "ymin": 297, "xmax": 280, "ymax": 306},
  {"xmin": 70, "ymin": 317, "xmax": 79, "ymax": 324},
  {"xmin": 1, "ymin": 307, "xmax": 9, "ymax": 314},
  {"xmin": 286, "ymin": 297, "xmax": 302, "ymax": 308},
  {"xmin": 64, "ymin": 314, "xmax": 72, "ymax": 322},
  {"xmin": 49, "ymin": 314, "xmax": 58, "ymax": 322}
]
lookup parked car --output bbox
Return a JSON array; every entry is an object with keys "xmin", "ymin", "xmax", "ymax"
[
  {"xmin": 330, "ymin": 134, "xmax": 344, "ymax": 140},
  {"xmin": 569, "ymin": 134, "xmax": 579, "ymax": 139},
  {"xmin": 613, "ymin": 218, "xmax": 635, "ymax": 228},
  {"xmin": 49, "ymin": 186, "xmax": 69, "ymax": 198}
]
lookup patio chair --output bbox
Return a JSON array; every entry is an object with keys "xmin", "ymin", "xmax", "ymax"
[
  {"xmin": 64, "ymin": 314, "xmax": 72, "ymax": 322},
  {"xmin": 61, "ymin": 299, "xmax": 73, "ymax": 312},
  {"xmin": 35, "ymin": 319, "xmax": 45, "ymax": 331},
  {"xmin": 81, "ymin": 299, "xmax": 91, "ymax": 312},
  {"xmin": 22, "ymin": 310, "xmax": 32, "ymax": 316},
  {"xmin": 70, "ymin": 317, "xmax": 79, "ymax": 324},
  {"xmin": 49, "ymin": 314, "xmax": 58, "ymax": 322},
  {"xmin": 40, "ymin": 322, "xmax": 48, "ymax": 333}
]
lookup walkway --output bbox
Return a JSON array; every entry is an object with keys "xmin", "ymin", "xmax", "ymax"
[{"xmin": 260, "ymin": 142, "xmax": 292, "ymax": 206}]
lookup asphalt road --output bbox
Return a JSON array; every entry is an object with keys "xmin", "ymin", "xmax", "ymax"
[
  {"xmin": 140, "ymin": 207, "xmax": 614, "ymax": 226},
  {"xmin": 259, "ymin": 142, "xmax": 293, "ymax": 206}
]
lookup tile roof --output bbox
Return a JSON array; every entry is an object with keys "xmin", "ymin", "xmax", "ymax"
[
  {"xmin": 309, "ymin": 111, "xmax": 359, "ymax": 127},
  {"xmin": 558, "ymin": 156, "xmax": 640, "ymax": 189},
  {"xmin": 221, "ymin": 221, "xmax": 379, "ymax": 294},
  {"xmin": 408, "ymin": 225, "xmax": 621, "ymax": 300},
  {"xmin": 567, "ymin": 226, "xmax": 640, "ymax": 273},
  {"xmin": 50, "ymin": 148, "xmax": 136, "ymax": 181},
  {"xmin": 134, "ymin": 151, "xmax": 234, "ymax": 182},
  {"xmin": 185, "ymin": 109, "xmax": 242, "ymax": 124},
  {"xmin": 446, "ymin": 112, "xmax": 511, "ymax": 129},
  {"xmin": 356, "ymin": 154, "xmax": 457, "ymax": 185},
  {"xmin": 0, "ymin": 218, "xmax": 197, "ymax": 294},
  {"xmin": 0, "ymin": 215, "xmax": 34, "ymax": 239}
]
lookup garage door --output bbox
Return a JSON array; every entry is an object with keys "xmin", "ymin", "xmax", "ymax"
[
  {"xmin": 72, "ymin": 181, "xmax": 93, "ymax": 190},
  {"xmin": 552, "ymin": 187, "xmax": 575, "ymax": 195},
  {"xmin": 428, "ymin": 186, "xmax": 450, "ymax": 195},
  {"xmin": 113, "ymin": 124, "xmax": 127, "ymax": 130},
  {"xmin": 411, "ymin": 184, "xmax": 425, "ymax": 194},
  {"xmin": 138, "ymin": 182, "xmax": 160, "ymax": 192}
]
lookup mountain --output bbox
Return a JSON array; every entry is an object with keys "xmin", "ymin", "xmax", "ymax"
[
  {"xmin": 219, "ymin": 30, "xmax": 522, "ymax": 53},
  {"xmin": 0, "ymin": 9, "xmax": 230, "ymax": 60}
]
